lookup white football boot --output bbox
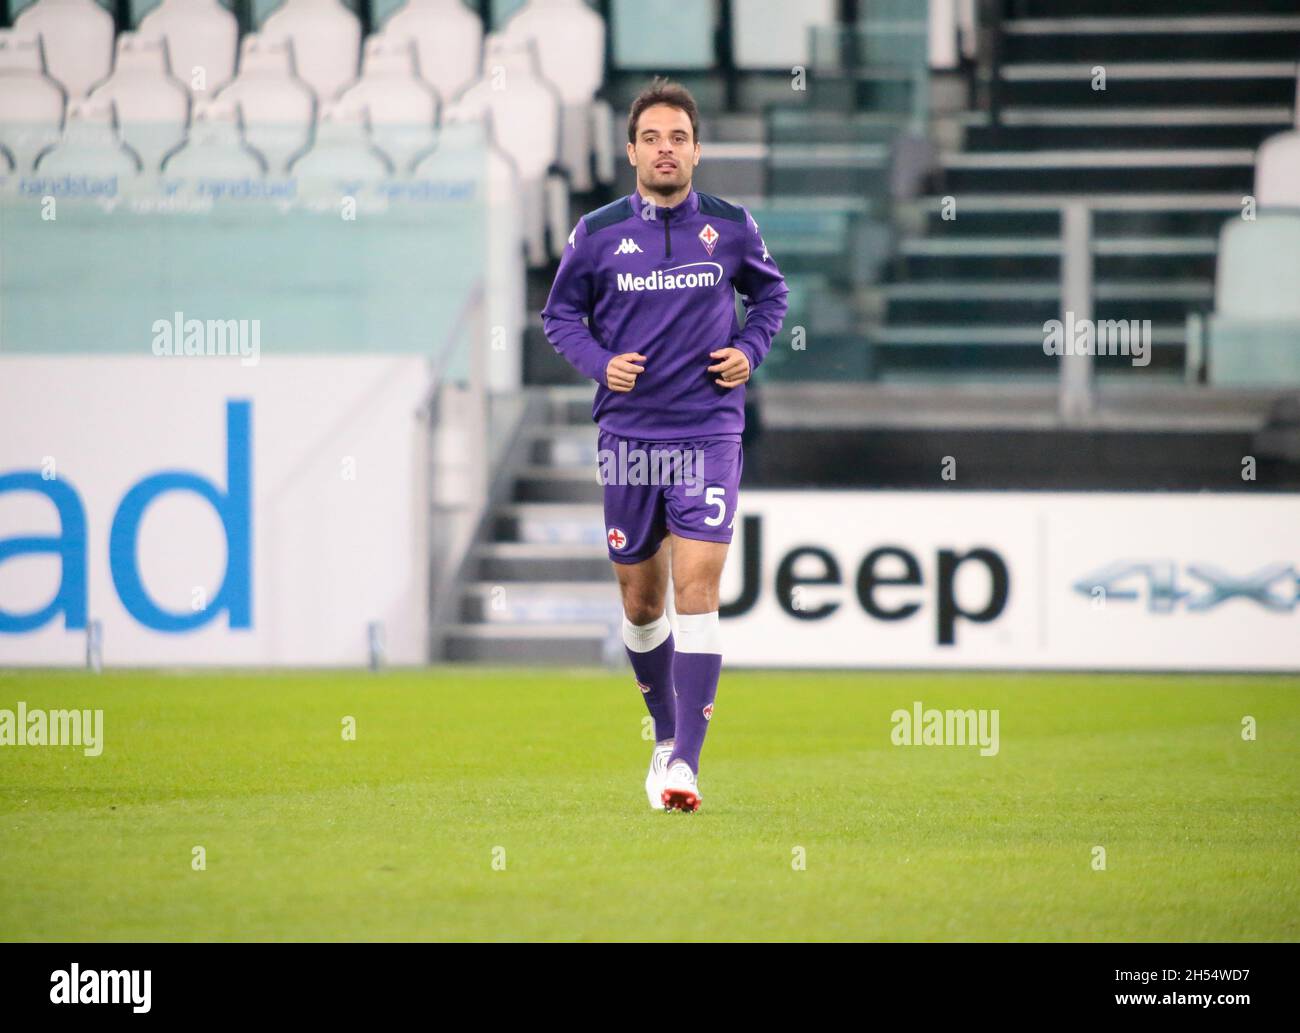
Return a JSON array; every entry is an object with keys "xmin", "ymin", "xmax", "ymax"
[
  {"xmin": 645, "ymin": 742, "xmax": 674, "ymax": 810},
  {"xmin": 661, "ymin": 759, "xmax": 702, "ymax": 813}
]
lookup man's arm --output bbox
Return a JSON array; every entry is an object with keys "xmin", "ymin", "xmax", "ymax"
[
  {"xmin": 541, "ymin": 219, "xmax": 614, "ymax": 383},
  {"xmin": 728, "ymin": 209, "xmax": 790, "ymax": 373}
]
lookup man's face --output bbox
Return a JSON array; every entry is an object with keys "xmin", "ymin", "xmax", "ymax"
[{"xmin": 627, "ymin": 103, "xmax": 699, "ymax": 195}]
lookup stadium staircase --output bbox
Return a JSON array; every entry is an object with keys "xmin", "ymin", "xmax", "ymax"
[
  {"xmin": 441, "ymin": 386, "xmax": 615, "ymax": 663},
  {"xmin": 876, "ymin": 0, "xmax": 1300, "ymax": 378}
]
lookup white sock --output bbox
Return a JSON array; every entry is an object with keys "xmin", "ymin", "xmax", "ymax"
[
  {"xmin": 622, "ymin": 613, "xmax": 672, "ymax": 652},
  {"xmin": 674, "ymin": 611, "xmax": 721, "ymax": 654}
]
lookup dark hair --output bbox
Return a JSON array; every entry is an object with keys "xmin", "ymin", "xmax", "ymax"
[{"xmin": 627, "ymin": 76, "xmax": 700, "ymax": 145}]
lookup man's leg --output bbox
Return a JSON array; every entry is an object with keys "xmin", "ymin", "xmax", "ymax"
[
  {"xmin": 666, "ymin": 535, "xmax": 729, "ymax": 776},
  {"xmin": 613, "ymin": 542, "xmax": 675, "ymax": 745}
]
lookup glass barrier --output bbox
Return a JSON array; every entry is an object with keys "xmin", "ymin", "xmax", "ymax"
[{"xmin": 0, "ymin": 119, "xmax": 489, "ymax": 378}]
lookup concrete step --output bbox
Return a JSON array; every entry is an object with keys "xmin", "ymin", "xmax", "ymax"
[
  {"xmin": 460, "ymin": 581, "xmax": 621, "ymax": 623},
  {"xmin": 442, "ymin": 621, "xmax": 612, "ymax": 664},
  {"xmin": 473, "ymin": 541, "xmax": 611, "ymax": 581},
  {"xmin": 492, "ymin": 502, "xmax": 604, "ymax": 546}
]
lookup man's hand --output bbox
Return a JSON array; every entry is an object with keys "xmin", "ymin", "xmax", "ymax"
[
  {"xmin": 605, "ymin": 352, "xmax": 647, "ymax": 392},
  {"xmin": 708, "ymin": 347, "xmax": 750, "ymax": 389}
]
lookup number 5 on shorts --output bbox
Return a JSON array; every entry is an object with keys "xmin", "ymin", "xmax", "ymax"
[{"xmin": 704, "ymin": 485, "xmax": 727, "ymax": 527}]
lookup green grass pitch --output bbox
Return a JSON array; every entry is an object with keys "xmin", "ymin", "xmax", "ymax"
[{"xmin": 1, "ymin": 667, "xmax": 1297, "ymax": 941}]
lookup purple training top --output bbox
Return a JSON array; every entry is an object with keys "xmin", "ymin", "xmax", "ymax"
[{"xmin": 541, "ymin": 188, "xmax": 790, "ymax": 441}]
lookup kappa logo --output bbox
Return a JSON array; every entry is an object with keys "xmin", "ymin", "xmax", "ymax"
[
  {"xmin": 702, "ymin": 702, "xmax": 714, "ymax": 720},
  {"xmin": 607, "ymin": 527, "xmax": 628, "ymax": 551},
  {"xmin": 699, "ymin": 223, "xmax": 719, "ymax": 255},
  {"xmin": 636, "ymin": 679, "xmax": 651, "ymax": 694},
  {"xmin": 614, "ymin": 237, "xmax": 643, "ymax": 255}
]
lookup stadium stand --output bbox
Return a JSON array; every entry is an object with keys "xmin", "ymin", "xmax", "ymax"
[{"xmin": 2, "ymin": 0, "xmax": 1298, "ymax": 662}]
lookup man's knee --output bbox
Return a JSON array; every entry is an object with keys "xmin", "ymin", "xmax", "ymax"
[
  {"xmin": 618, "ymin": 583, "xmax": 665, "ymax": 626},
  {"xmin": 673, "ymin": 578, "xmax": 718, "ymax": 615}
]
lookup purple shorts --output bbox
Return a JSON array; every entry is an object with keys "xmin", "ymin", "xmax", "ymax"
[{"xmin": 598, "ymin": 429, "xmax": 743, "ymax": 564}]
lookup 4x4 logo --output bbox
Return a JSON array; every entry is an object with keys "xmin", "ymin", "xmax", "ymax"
[{"xmin": 1073, "ymin": 561, "xmax": 1299, "ymax": 612}]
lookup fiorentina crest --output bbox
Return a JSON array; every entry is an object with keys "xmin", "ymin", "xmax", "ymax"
[{"xmin": 698, "ymin": 223, "xmax": 719, "ymax": 255}]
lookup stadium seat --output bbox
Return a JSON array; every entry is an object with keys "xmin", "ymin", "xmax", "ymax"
[
  {"xmin": 215, "ymin": 34, "xmax": 315, "ymax": 174},
  {"xmin": 731, "ymin": 0, "xmax": 836, "ymax": 70},
  {"xmin": 161, "ymin": 97, "xmax": 267, "ymax": 178},
  {"xmin": 380, "ymin": 0, "xmax": 482, "ymax": 107},
  {"xmin": 138, "ymin": 0, "xmax": 239, "ymax": 97},
  {"xmin": 0, "ymin": 31, "xmax": 65, "ymax": 173},
  {"xmin": 14, "ymin": 0, "xmax": 115, "ymax": 98},
  {"xmin": 34, "ymin": 96, "xmax": 143, "ymax": 177},
  {"xmin": 290, "ymin": 99, "xmax": 394, "ymax": 184},
  {"xmin": 610, "ymin": 0, "xmax": 715, "ymax": 70},
  {"xmin": 1254, "ymin": 130, "xmax": 1300, "ymax": 211},
  {"xmin": 87, "ymin": 33, "xmax": 191, "ymax": 173},
  {"xmin": 1207, "ymin": 214, "xmax": 1300, "ymax": 387},
  {"xmin": 446, "ymin": 33, "xmax": 558, "ymax": 265},
  {"xmin": 261, "ymin": 0, "xmax": 361, "ymax": 104},
  {"xmin": 251, "ymin": 0, "xmax": 359, "ymax": 30},
  {"xmin": 336, "ymin": 34, "xmax": 438, "ymax": 174},
  {"xmin": 500, "ymin": 0, "xmax": 607, "ymax": 192},
  {"xmin": 127, "ymin": 0, "xmax": 232, "ymax": 26},
  {"xmin": 7, "ymin": 0, "xmax": 114, "ymax": 23}
]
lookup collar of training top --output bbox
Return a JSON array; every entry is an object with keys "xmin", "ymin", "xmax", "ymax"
[{"xmin": 632, "ymin": 187, "xmax": 700, "ymax": 218}]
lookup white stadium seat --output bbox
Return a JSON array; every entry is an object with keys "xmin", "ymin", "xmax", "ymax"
[
  {"xmin": 34, "ymin": 96, "xmax": 143, "ymax": 177},
  {"xmin": 1207, "ymin": 214, "xmax": 1300, "ymax": 387},
  {"xmin": 139, "ymin": 0, "xmax": 240, "ymax": 97},
  {"xmin": 501, "ymin": 0, "xmax": 605, "ymax": 192},
  {"xmin": 381, "ymin": 0, "xmax": 482, "ymax": 108},
  {"xmin": 731, "ymin": 0, "xmax": 837, "ymax": 70},
  {"xmin": 14, "ymin": 0, "xmax": 115, "ymax": 97},
  {"xmin": 0, "ymin": 31, "xmax": 66, "ymax": 173},
  {"xmin": 336, "ymin": 34, "xmax": 438, "ymax": 174},
  {"xmin": 87, "ymin": 33, "xmax": 191, "ymax": 173},
  {"xmin": 215, "ymin": 34, "xmax": 315, "ymax": 174},
  {"xmin": 290, "ymin": 99, "xmax": 394, "ymax": 183},
  {"xmin": 262, "ymin": 0, "xmax": 361, "ymax": 103},
  {"xmin": 446, "ymin": 33, "xmax": 558, "ymax": 265},
  {"xmin": 162, "ymin": 97, "xmax": 267, "ymax": 178},
  {"xmin": 1255, "ymin": 130, "xmax": 1300, "ymax": 211}
]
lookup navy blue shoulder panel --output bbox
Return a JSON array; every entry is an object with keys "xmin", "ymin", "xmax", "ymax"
[
  {"xmin": 583, "ymin": 196, "xmax": 635, "ymax": 234},
  {"xmin": 697, "ymin": 192, "xmax": 747, "ymax": 224}
]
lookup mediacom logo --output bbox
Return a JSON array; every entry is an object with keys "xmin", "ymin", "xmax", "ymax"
[{"xmin": 616, "ymin": 262, "xmax": 722, "ymax": 292}]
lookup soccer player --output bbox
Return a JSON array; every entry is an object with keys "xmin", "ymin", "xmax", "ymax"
[{"xmin": 541, "ymin": 77, "xmax": 789, "ymax": 812}]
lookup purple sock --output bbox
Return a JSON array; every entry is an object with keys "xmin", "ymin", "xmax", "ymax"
[
  {"xmin": 622, "ymin": 614, "xmax": 676, "ymax": 742},
  {"xmin": 668, "ymin": 612, "xmax": 722, "ymax": 774}
]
